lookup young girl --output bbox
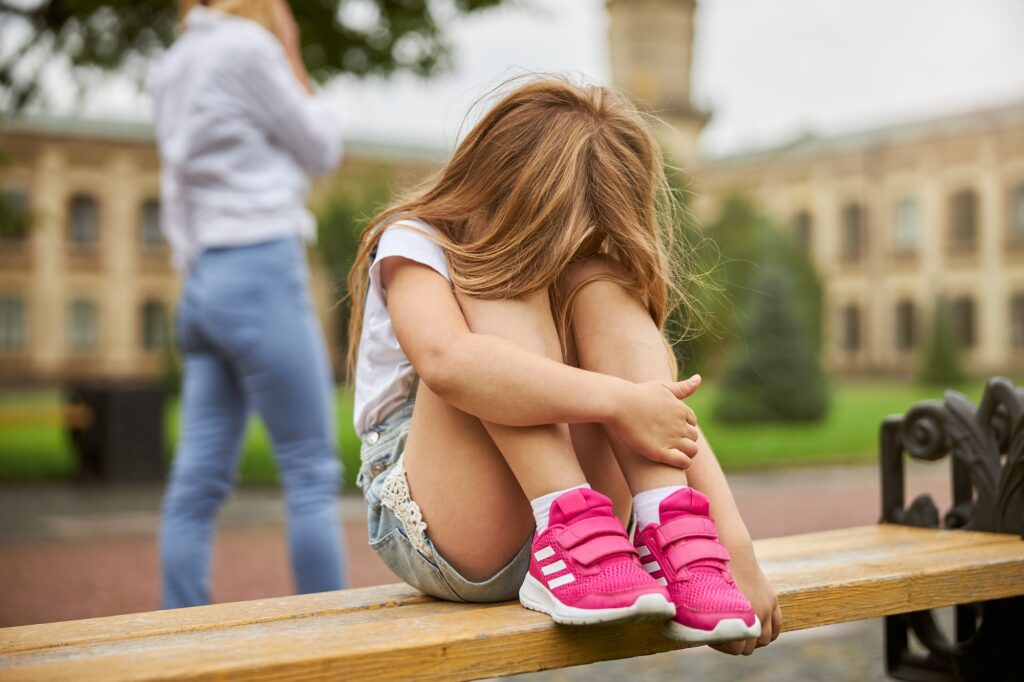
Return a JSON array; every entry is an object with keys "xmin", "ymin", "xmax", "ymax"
[{"xmin": 348, "ymin": 79, "xmax": 782, "ymax": 651}]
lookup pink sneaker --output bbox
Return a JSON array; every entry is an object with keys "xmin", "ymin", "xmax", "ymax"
[
  {"xmin": 634, "ymin": 488, "xmax": 761, "ymax": 643},
  {"xmin": 519, "ymin": 488, "xmax": 675, "ymax": 625}
]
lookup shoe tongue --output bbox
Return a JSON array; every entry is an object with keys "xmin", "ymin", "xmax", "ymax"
[
  {"xmin": 658, "ymin": 488, "xmax": 724, "ymax": 574},
  {"xmin": 549, "ymin": 488, "xmax": 614, "ymax": 526},
  {"xmin": 658, "ymin": 487, "xmax": 710, "ymax": 524}
]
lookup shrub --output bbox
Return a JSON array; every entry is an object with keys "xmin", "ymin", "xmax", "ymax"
[
  {"xmin": 713, "ymin": 259, "xmax": 829, "ymax": 422},
  {"xmin": 918, "ymin": 299, "xmax": 965, "ymax": 386}
]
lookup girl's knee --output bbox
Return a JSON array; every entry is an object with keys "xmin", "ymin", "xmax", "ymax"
[{"xmin": 560, "ymin": 254, "xmax": 630, "ymax": 297}]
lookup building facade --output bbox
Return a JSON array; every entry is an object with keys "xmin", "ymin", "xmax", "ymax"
[
  {"xmin": 0, "ymin": 117, "xmax": 437, "ymax": 384},
  {"xmin": 608, "ymin": 0, "xmax": 1024, "ymax": 377},
  {"xmin": 691, "ymin": 107, "xmax": 1024, "ymax": 377}
]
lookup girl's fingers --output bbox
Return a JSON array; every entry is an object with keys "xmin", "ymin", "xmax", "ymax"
[
  {"xmin": 771, "ymin": 601, "xmax": 783, "ymax": 641},
  {"xmin": 742, "ymin": 638, "xmax": 757, "ymax": 655},
  {"xmin": 757, "ymin": 619, "xmax": 773, "ymax": 647},
  {"xmin": 677, "ymin": 439, "xmax": 699, "ymax": 457},
  {"xmin": 662, "ymin": 449, "xmax": 692, "ymax": 469},
  {"xmin": 711, "ymin": 641, "xmax": 744, "ymax": 656}
]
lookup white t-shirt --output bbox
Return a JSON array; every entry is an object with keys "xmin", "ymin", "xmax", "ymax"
[
  {"xmin": 353, "ymin": 218, "xmax": 451, "ymax": 436},
  {"xmin": 152, "ymin": 6, "xmax": 343, "ymax": 270}
]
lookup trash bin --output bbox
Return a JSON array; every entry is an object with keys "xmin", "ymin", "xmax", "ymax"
[{"xmin": 67, "ymin": 383, "xmax": 166, "ymax": 482}]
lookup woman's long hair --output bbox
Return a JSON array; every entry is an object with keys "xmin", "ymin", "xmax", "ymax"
[
  {"xmin": 178, "ymin": 0, "xmax": 277, "ymax": 37},
  {"xmin": 346, "ymin": 77, "xmax": 696, "ymax": 377}
]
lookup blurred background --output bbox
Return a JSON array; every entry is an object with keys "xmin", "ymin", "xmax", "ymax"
[{"xmin": 1, "ymin": 1, "xmax": 1022, "ymax": 679}]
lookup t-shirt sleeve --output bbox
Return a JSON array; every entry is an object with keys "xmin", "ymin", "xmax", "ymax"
[{"xmin": 368, "ymin": 221, "xmax": 451, "ymax": 302}]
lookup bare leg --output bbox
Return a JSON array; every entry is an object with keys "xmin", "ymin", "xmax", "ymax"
[
  {"xmin": 402, "ymin": 288, "xmax": 587, "ymax": 581},
  {"xmin": 562, "ymin": 257, "xmax": 689, "ymax": 494}
]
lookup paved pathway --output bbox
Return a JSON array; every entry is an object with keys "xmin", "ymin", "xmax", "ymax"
[{"xmin": 0, "ymin": 462, "xmax": 952, "ymax": 679}]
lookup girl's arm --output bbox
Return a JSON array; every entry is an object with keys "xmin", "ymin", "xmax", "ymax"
[
  {"xmin": 382, "ymin": 257, "xmax": 701, "ymax": 466},
  {"xmin": 686, "ymin": 428, "xmax": 784, "ymax": 654}
]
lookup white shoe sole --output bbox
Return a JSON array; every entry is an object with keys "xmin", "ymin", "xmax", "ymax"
[
  {"xmin": 662, "ymin": 615, "xmax": 762, "ymax": 643},
  {"xmin": 519, "ymin": 573, "xmax": 676, "ymax": 625}
]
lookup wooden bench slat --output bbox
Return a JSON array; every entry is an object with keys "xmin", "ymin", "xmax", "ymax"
[
  {"xmin": 0, "ymin": 583, "xmax": 429, "ymax": 656},
  {"xmin": 1, "ymin": 525, "xmax": 1022, "ymax": 681}
]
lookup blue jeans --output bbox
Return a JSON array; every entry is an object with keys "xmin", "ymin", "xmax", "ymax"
[{"xmin": 160, "ymin": 237, "xmax": 346, "ymax": 608}]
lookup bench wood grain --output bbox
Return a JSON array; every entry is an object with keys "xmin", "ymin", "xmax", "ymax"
[{"xmin": 2, "ymin": 524, "xmax": 1022, "ymax": 681}]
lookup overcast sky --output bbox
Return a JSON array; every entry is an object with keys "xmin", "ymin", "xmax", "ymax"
[{"xmin": 57, "ymin": 0, "xmax": 1024, "ymax": 157}]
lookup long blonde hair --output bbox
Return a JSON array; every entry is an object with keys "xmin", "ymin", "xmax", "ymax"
[
  {"xmin": 178, "ymin": 0, "xmax": 277, "ymax": 37},
  {"xmin": 347, "ymin": 78, "xmax": 692, "ymax": 376}
]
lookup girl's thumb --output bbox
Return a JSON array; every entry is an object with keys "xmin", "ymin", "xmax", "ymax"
[{"xmin": 669, "ymin": 374, "xmax": 701, "ymax": 399}]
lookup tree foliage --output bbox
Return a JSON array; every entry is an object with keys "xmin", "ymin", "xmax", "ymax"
[
  {"xmin": 673, "ymin": 194, "xmax": 824, "ymax": 377},
  {"xmin": 314, "ymin": 172, "xmax": 394, "ymax": 360},
  {"xmin": 713, "ymin": 257, "xmax": 829, "ymax": 423},
  {"xmin": 918, "ymin": 298, "xmax": 965, "ymax": 386},
  {"xmin": 0, "ymin": 0, "xmax": 506, "ymax": 111}
]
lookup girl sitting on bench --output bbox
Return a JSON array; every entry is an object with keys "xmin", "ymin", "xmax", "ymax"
[{"xmin": 347, "ymin": 78, "xmax": 781, "ymax": 652}]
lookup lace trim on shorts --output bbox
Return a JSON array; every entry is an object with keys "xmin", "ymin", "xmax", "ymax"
[{"xmin": 379, "ymin": 457, "xmax": 433, "ymax": 559}]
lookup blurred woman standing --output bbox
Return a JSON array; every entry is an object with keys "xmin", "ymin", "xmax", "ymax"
[{"xmin": 152, "ymin": 0, "xmax": 346, "ymax": 608}]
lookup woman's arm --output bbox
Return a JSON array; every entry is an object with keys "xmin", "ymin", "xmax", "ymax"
[
  {"xmin": 383, "ymin": 257, "xmax": 702, "ymax": 466},
  {"xmin": 231, "ymin": 3, "xmax": 341, "ymax": 175}
]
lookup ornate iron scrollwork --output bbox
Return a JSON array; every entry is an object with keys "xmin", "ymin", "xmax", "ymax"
[{"xmin": 880, "ymin": 377, "xmax": 1024, "ymax": 681}]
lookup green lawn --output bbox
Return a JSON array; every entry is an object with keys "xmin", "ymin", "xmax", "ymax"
[{"xmin": 0, "ymin": 381, "xmax": 1001, "ymax": 487}]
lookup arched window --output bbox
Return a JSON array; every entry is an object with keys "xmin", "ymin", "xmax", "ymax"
[
  {"xmin": 1010, "ymin": 184, "xmax": 1024, "ymax": 247},
  {"xmin": 951, "ymin": 297, "xmax": 976, "ymax": 349},
  {"xmin": 140, "ymin": 199, "xmax": 163, "ymax": 248},
  {"xmin": 841, "ymin": 203, "xmax": 865, "ymax": 261},
  {"xmin": 893, "ymin": 197, "xmax": 920, "ymax": 254},
  {"xmin": 792, "ymin": 211, "xmax": 812, "ymax": 253},
  {"xmin": 69, "ymin": 194, "xmax": 99, "ymax": 244},
  {"xmin": 68, "ymin": 299, "xmax": 98, "ymax": 351},
  {"xmin": 141, "ymin": 300, "xmax": 168, "ymax": 351},
  {"xmin": 949, "ymin": 188, "xmax": 978, "ymax": 252},
  {"xmin": 1012, "ymin": 295, "xmax": 1024, "ymax": 349},
  {"xmin": 842, "ymin": 304, "xmax": 861, "ymax": 352},
  {"xmin": 1, "ymin": 189, "xmax": 30, "ymax": 241},
  {"xmin": 0, "ymin": 295, "xmax": 25, "ymax": 349},
  {"xmin": 895, "ymin": 300, "xmax": 917, "ymax": 351}
]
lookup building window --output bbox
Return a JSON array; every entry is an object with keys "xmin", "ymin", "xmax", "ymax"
[
  {"xmin": 895, "ymin": 300, "xmax": 917, "ymax": 351},
  {"xmin": 1010, "ymin": 184, "xmax": 1024, "ymax": 247},
  {"xmin": 0, "ymin": 295, "xmax": 25, "ymax": 349},
  {"xmin": 68, "ymin": 299, "xmax": 98, "ymax": 351},
  {"xmin": 142, "ymin": 300, "xmax": 168, "ymax": 351},
  {"xmin": 893, "ymin": 197, "xmax": 920, "ymax": 254},
  {"xmin": 950, "ymin": 297, "xmax": 976, "ymax": 349},
  {"xmin": 949, "ymin": 188, "xmax": 978, "ymax": 252},
  {"xmin": 841, "ymin": 203, "xmax": 865, "ymax": 261},
  {"xmin": 69, "ymin": 194, "xmax": 99, "ymax": 245},
  {"xmin": 1012, "ymin": 295, "xmax": 1024, "ymax": 349},
  {"xmin": 0, "ymin": 188, "xmax": 30, "ymax": 241},
  {"xmin": 842, "ymin": 304, "xmax": 861, "ymax": 352},
  {"xmin": 140, "ymin": 198, "xmax": 163, "ymax": 248},
  {"xmin": 792, "ymin": 211, "xmax": 812, "ymax": 253}
]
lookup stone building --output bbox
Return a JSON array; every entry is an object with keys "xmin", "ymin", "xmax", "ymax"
[
  {"xmin": 608, "ymin": 0, "xmax": 1024, "ymax": 377},
  {"xmin": 0, "ymin": 116, "xmax": 437, "ymax": 384},
  {"xmin": 2, "ymin": 0, "xmax": 1021, "ymax": 384}
]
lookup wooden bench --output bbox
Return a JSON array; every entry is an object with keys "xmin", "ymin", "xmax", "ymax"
[{"xmin": 2, "ymin": 524, "xmax": 1022, "ymax": 681}]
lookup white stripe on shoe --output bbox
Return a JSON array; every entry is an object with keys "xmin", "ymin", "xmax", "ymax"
[
  {"xmin": 534, "ymin": 546, "xmax": 555, "ymax": 561},
  {"xmin": 541, "ymin": 560, "xmax": 567, "ymax": 576},
  {"xmin": 547, "ymin": 573, "xmax": 577, "ymax": 589}
]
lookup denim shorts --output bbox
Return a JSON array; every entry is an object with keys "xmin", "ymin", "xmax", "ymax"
[{"xmin": 356, "ymin": 399, "xmax": 531, "ymax": 602}]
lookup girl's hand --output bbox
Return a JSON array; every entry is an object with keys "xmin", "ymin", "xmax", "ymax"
[
  {"xmin": 712, "ymin": 547, "xmax": 783, "ymax": 656},
  {"xmin": 607, "ymin": 374, "xmax": 701, "ymax": 468}
]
